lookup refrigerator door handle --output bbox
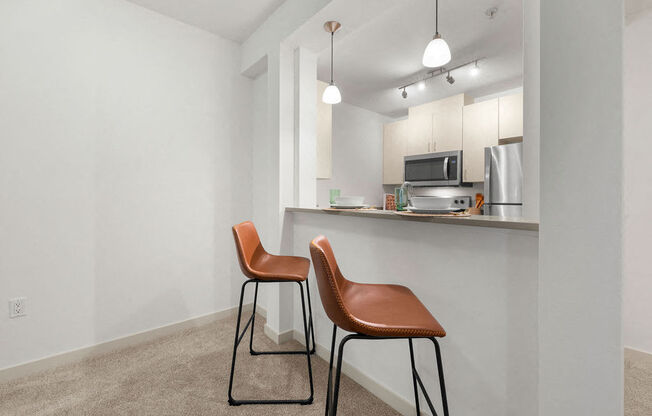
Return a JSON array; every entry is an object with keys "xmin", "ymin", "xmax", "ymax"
[{"xmin": 443, "ymin": 157, "xmax": 449, "ymax": 180}]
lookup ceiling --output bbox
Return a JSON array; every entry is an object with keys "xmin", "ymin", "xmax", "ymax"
[
  {"xmin": 126, "ymin": 0, "xmax": 286, "ymax": 43},
  {"xmin": 316, "ymin": 0, "xmax": 524, "ymax": 118}
]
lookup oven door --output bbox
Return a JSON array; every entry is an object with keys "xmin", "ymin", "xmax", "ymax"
[{"xmin": 404, "ymin": 153, "xmax": 456, "ymax": 186}]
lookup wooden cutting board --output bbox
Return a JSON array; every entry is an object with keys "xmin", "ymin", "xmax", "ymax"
[{"xmin": 394, "ymin": 211, "xmax": 471, "ymax": 218}]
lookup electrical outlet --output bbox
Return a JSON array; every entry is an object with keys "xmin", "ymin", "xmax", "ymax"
[{"xmin": 9, "ymin": 297, "xmax": 26, "ymax": 318}]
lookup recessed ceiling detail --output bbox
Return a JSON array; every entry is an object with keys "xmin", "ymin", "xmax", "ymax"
[{"xmin": 126, "ymin": 0, "xmax": 286, "ymax": 43}]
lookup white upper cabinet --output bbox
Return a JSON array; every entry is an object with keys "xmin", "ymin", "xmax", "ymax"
[
  {"xmin": 463, "ymin": 98, "xmax": 499, "ymax": 183},
  {"xmin": 383, "ymin": 119, "xmax": 409, "ymax": 185},
  {"xmin": 432, "ymin": 93, "xmax": 472, "ymax": 152},
  {"xmin": 498, "ymin": 92, "xmax": 523, "ymax": 139},
  {"xmin": 407, "ymin": 93, "xmax": 470, "ymax": 155},
  {"xmin": 316, "ymin": 80, "xmax": 332, "ymax": 179},
  {"xmin": 407, "ymin": 102, "xmax": 434, "ymax": 155}
]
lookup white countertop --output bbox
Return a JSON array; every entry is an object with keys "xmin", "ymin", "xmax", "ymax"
[{"xmin": 286, "ymin": 207, "xmax": 539, "ymax": 232}]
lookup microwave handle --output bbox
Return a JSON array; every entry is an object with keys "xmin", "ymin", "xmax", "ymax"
[{"xmin": 443, "ymin": 157, "xmax": 449, "ymax": 180}]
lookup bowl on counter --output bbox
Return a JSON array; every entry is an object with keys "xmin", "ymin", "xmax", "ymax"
[
  {"xmin": 409, "ymin": 196, "xmax": 451, "ymax": 210},
  {"xmin": 333, "ymin": 196, "xmax": 365, "ymax": 206}
]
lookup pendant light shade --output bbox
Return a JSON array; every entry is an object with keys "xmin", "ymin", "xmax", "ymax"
[
  {"xmin": 322, "ymin": 84, "xmax": 342, "ymax": 104},
  {"xmin": 423, "ymin": 0, "xmax": 451, "ymax": 68},
  {"xmin": 323, "ymin": 21, "xmax": 342, "ymax": 104},
  {"xmin": 422, "ymin": 34, "xmax": 451, "ymax": 68}
]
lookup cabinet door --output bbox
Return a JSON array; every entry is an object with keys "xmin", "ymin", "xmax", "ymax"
[
  {"xmin": 407, "ymin": 103, "xmax": 433, "ymax": 155},
  {"xmin": 316, "ymin": 80, "xmax": 332, "ymax": 178},
  {"xmin": 463, "ymin": 99, "xmax": 499, "ymax": 182},
  {"xmin": 383, "ymin": 119, "xmax": 408, "ymax": 185},
  {"xmin": 432, "ymin": 97, "xmax": 464, "ymax": 152},
  {"xmin": 499, "ymin": 92, "xmax": 523, "ymax": 139}
]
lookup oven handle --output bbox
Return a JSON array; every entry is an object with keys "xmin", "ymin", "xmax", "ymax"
[{"xmin": 443, "ymin": 157, "xmax": 449, "ymax": 180}]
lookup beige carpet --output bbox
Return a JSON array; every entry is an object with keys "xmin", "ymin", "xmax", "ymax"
[
  {"xmin": 2, "ymin": 316, "xmax": 650, "ymax": 416},
  {"xmin": 626, "ymin": 348, "xmax": 652, "ymax": 416},
  {"xmin": 0, "ymin": 314, "xmax": 399, "ymax": 416}
]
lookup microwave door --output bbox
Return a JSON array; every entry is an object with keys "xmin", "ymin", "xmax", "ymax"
[{"xmin": 405, "ymin": 157, "xmax": 447, "ymax": 183}]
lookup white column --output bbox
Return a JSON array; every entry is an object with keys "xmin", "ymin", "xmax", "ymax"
[
  {"xmin": 522, "ymin": 0, "xmax": 540, "ymax": 220},
  {"xmin": 539, "ymin": 0, "xmax": 623, "ymax": 415},
  {"xmin": 257, "ymin": 44, "xmax": 296, "ymax": 340},
  {"xmin": 294, "ymin": 47, "xmax": 318, "ymax": 208}
]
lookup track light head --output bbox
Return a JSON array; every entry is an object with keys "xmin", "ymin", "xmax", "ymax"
[
  {"xmin": 402, "ymin": 88, "xmax": 408, "ymax": 99},
  {"xmin": 470, "ymin": 60, "xmax": 480, "ymax": 76},
  {"xmin": 446, "ymin": 72, "xmax": 455, "ymax": 84}
]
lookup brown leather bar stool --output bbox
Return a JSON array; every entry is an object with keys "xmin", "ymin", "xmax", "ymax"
[
  {"xmin": 228, "ymin": 221, "xmax": 316, "ymax": 406},
  {"xmin": 310, "ymin": 235, "xmax": 449, "ymax": 416}
]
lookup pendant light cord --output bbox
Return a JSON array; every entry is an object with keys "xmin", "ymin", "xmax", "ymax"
[
  {"xmin": 436, "ymin": 0, "xmax": 439, "ymax": 35},
  {"xmin": 330, "ymin": 32, "xmax": 334, "ymax": 84}
]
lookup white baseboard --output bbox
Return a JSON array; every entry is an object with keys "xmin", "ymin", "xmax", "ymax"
[
  {"xmin": 0, "ymin": 304, "xmax": 256, "ymax": 383},
  {"xmin": 625, "ymin": 346, "xmax": 652, "ymax": 357},
  {"xmin": 292, "ymin": 330, "xmax": 418, "ymax": 416},
  {"xmin": 264, "ymin": 323, "xmax": 294, "ymax": 344}
]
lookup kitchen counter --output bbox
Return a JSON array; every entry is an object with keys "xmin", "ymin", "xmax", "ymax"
[
  {"xmin": 284, "ymin": 206, "xmax": 539, "ymax": 415},
  {"xmin": 285, "ymin": 207, "xmax": 539, "ymax": 232}
]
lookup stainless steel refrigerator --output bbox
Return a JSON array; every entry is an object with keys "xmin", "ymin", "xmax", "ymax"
[{"xmin": 484, "ymin": 142, "xmax": 523, "ymax": 217}]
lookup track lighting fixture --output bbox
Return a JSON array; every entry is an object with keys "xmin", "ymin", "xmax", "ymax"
[
  {"xmin": 397, "ymin": 58, "xmax": 483, "ymax": 94},
  {"xmin": 422, "ymin": 0, "xmax": 451, "ymax": 68},
  {"xmin": 322, "ymin": 21, "xmax": 342, "ymax": 104}
]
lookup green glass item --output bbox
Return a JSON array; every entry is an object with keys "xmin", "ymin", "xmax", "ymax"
[
  {"xmin": 395, "ymin": 187, "xmax": 406, "ymax": 211},
  {"xmin": 329, "ymin": 189, "xmax": 341, "ymax": 205}
]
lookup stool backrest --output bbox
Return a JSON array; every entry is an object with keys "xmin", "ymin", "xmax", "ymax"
[
  {"xmin": 232, "ymin": 221, "xmax": 265, "ymax": 279},
  {"xmin": 309, "ymin": 235, "xmax": 354, "ymax": 331}
]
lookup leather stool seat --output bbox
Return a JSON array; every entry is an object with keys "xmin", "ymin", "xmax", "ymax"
[
  {"xmin": 340, "ymin": 282, "xmax": 445, "ymax": 338},
  {"xmin": 249, "ymin": 252, "xmax": 310, "ymax": 282}
]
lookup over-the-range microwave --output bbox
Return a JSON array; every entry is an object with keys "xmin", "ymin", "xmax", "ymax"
[{"xmin": 404, "ymin": 151, "xmax": 467, "ymax": 187}]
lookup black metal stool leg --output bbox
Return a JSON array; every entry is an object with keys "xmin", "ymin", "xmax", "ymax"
[
  {"xmin": 228, "ymin": 279, "xmax": 314, "ymax": 405},
  {"xmin": 248, "ymin": 281, "xmax": 259, "ymax": 354},
  {"xmin": 249, "ymin": 280, "xmax": 311, "ymax": 356},
  {"xmin": 409, "ymin": 339, "xmax": 421, "ymax": 416},
  {"xmin": 325, "ymin": 324, "xmax": 337, "ymax": 416},
  {"xmin": 330, "ymin": 334, "xmax": 355, "ymax": 416},
  {"xmin": 228, "ymin": 280, "xmax": 251, "ymax": 405},
  {"xmin": 431, "ymin": 337, "xmax": 449, "ymax": 416},
  {"xmin": 305, "ymin": 279, "xmax": 316, "ymax": 354},
  {"xmin": 297, "ymin": 281, "xmax": 315, "ymax": 404}
]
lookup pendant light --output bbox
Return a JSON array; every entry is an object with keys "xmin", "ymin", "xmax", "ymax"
[
  {"xmin": 322, "ymin": 21, "xmax": 342, "ymax": 104},
  {"xmin": 422, "ymin": 0, "xmax": 451, "ymax": 68}
]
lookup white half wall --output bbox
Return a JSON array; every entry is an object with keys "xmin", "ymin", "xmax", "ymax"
[
  {"xmin": 0, "ymin": 0, "xmax": 253, "ymax": 370},
  {"xmin": 290, "ymin": 213, "xmax": 539, "ymax": 416},
  {"xmin": 316, "ymin": 102, "xmax": 390, "ymax": 208},
  {"xmin": 539, "ymin": 0, "xmax": 623, "ymax": 415},
  {"xmin": 624, "ymin": 7, "xmax": 652, "ymax": 355}
]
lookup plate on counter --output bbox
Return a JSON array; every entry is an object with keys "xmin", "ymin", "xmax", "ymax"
[
  {"xmin": 407, "ymin": 206, "xmax": 465, "ymax": 214},
  {"xmin": 329, "ymin": 204, "xmax": 368, "ymax": 209}
]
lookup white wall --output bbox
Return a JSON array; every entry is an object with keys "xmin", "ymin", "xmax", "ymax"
[
  {"xmin": 0, "ymin": 0, "xmax": 253, "ymax": 370},
  {"xmin": 624, "ymin": 7, "xmax": 652, "ymax": 355},
  {"xmin": 316, "ymin": 102, "xmax": 390, "ymax": 208},
  {"xmin": 539, "ymin": 0, "xmax": 623, "ymax": 415}
]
